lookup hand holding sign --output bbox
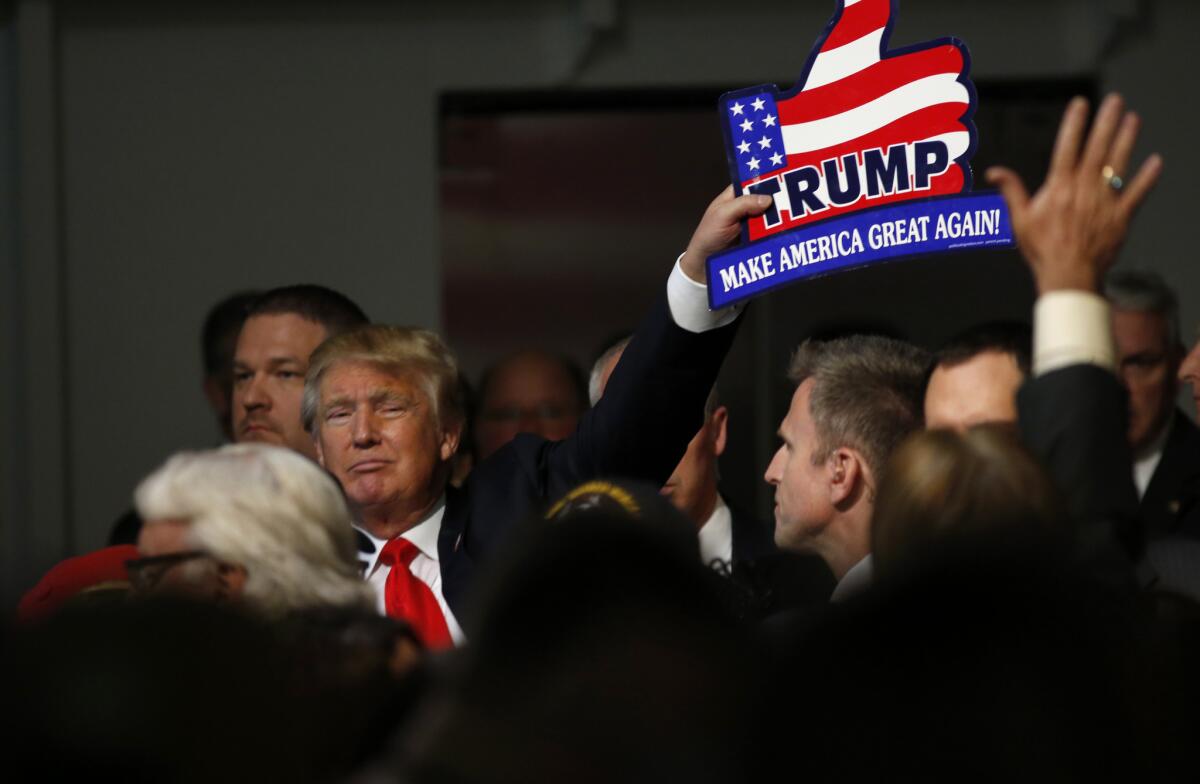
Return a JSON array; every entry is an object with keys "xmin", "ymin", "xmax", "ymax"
[
  {"xmin": 681, "ymin": 187, "xmax": 774, "ymax": 284},
  {"xmin": 985, "ymin": 94, "xmax": 1163, "ymax": 295},
  {"xmin": 706, "ymin": 0, "xmax": 1012, "ymax": 309}
]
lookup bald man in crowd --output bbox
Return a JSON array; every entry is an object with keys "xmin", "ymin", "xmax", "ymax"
[{"xmin": 472, "ymin": 351, "xmax": 589, "ymax": 461}]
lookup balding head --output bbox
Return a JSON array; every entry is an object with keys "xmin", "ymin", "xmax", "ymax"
[{"xmin": 474, "ymin": 350, "xmax": 588, "ymax": 460}]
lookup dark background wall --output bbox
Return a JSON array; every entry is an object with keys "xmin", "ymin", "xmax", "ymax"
[{"xmin": 1, "ymin": 0, "xmax": 1193, "ymax": 602}]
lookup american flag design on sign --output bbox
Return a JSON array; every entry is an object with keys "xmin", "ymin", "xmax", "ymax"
[{"xmin": 722, "ymin": 0, "xmax": 976, "ymax": 242}]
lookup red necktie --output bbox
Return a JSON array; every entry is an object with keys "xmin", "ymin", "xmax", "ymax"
[{"xmin": 379, "ymin": 537, "xmax": 453, "ymax": 650}]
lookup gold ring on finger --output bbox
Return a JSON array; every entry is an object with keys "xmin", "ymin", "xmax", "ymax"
[{"xmin": 1102, "ymin": 165, "xmax": 1125, "ymax": 192}]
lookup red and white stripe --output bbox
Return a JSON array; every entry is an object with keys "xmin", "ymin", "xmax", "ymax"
[{"xmin": 746, "ymin": 0, "xmax": 972, "ymax": 240}]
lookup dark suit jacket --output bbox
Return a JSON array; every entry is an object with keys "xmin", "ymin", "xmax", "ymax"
[
  {"xmin": 728, "ymin": 499, "xmax": 777, "ymax": 564},
  {"xmin": 438, "ymin": 291, "xmax": 741, "ymax": 618},
  {"xmin": 724, "ymin": 499, "xmax": 836, "ymax": 620},
  {"xmin": 1017, "ymin": 363, "xmax": 1141, "ymax": 570},
  {"xmin": 1141, "ymin": 409, "xmax": 1200, "ymax": 540}
]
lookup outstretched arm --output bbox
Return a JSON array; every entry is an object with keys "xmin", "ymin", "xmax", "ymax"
[
  {"xmin": 554, "ymin": 188, "xmax": 774, "ymax": 485},
  {"xmin": 994, "ymin": 94, "xmax": 1162, "ymax": 564},
  {"xmin": 457, "ymin": 190, "xmax": 772, "ymax": 564}
]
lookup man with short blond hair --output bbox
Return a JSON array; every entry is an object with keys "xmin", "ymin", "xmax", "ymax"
[{"xmin": 304, "ymin": 187, "xmax": 774, "ymax": 645}]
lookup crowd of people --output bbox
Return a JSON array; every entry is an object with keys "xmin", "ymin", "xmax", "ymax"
[{"xmin": 7, "ymin": 93, "xmax": 1200, "ymax": 781}]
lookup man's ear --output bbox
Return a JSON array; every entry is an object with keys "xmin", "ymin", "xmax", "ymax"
[
  {"xmin": 710, "ymin": 406, "xmax": 729, "ymax": 457},
  {"xmin": 202, "ymin": 376, "xmax": 227, "ymax": 414},
  {"xmin": 440, "ymin": 421, "xmax": 464, "ymax": 462},
  {"xmin": 313, "ymin": 431, "xmax": 327, "ymax": 468},
  {"xmin": 828, "ymin": 448, "xmax": 863, "ymax": 506},
  {"xmin": 215, "ymin": 562, "xmax": 248, "ymax": 601}
]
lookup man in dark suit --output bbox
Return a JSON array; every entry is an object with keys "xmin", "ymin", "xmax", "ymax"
[
  {"xmin": 303, "ymin": 189, "xmax": 772, "ymax": 645},
  {"xmin": 591, "ymin": 336, "xmax": 836, "ymax": 612},
  {"xmin": 1104, "ymin": 269, "xmax": 1200, "ymax": 539},
  {"xmin": 988, "ymin": 92, "xmax": 1163, "ymax": 569},
  {"xmin": 590, "ymin": 336, "xmax": 772, "ymax": 566}
]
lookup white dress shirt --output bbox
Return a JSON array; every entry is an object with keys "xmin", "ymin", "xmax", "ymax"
[
  {"xmin": 356, "ymin": 496, "xmax": 465, "ymax": 645},
  {"xmin": 350, "ymin": 266, "xmax": 732, "ymax": 647},
  {"xmin": 667, "ymin": 253, "xmax": 743, "ymax": 333},
  {"xmin": 830, "ymin": 554, "xmax": 874, "ymax": 602},
  {"xmin": 697, "ymin": 496, "xmax": 734, "ymax": 567},
  {"xmin": 1134, "ymin": 413, "xmax": 1173, "ymax": 499},
  {"xmin": 1032, "ymin": 290, "xmax": 1116, "ymax": 375}
]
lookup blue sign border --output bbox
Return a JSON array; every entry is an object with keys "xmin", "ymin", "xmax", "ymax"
[
  {"xmin": 718, "ymin": 0, "xmax": 980, "ymax": 247},
  {"xmin": 705, "ymin": 191, "xmax": 1013, "ymax": 310}
]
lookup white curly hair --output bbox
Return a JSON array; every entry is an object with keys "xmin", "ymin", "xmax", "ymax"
[{"xmin": 135, "ymin": 443, "xmax": 372, "ymax": 615}]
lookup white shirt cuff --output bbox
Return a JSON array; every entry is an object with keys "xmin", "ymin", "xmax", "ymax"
[
  {"xmin": 666, "ymin": 253, "xmax": 743, "ymax": 333},
  {"xmin": 1033, "ymin": 290, "xmax": 1116, "ymax": 375}
]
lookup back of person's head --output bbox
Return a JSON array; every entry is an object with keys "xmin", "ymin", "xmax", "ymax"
[
  {"xmin": 589, "ymin": 334, "xmax": 631, "ymax": 405},
  {"xmin": 590, "ymin": 333, "xmax": 719, "ymax": 416},
  {"xmin": 301, "ymin": 324, "xmax": 464, "ymax": 434},
  {"xmin": 1104, "ymin": 268, "xmax": 1181, "ymax": 347},
  {"xmin": 932, "ymin": 320, "xmax": 1032, "ymax": 375},
  {"xmin": 134, "ymin": 443, "xmax": 372, "ymax": 615},
  {"xmin": 400, "ymin": 480, "xmax": 760, "ymax": 784},
  {"xmin": 246, "ymin": 284, "xmax": 368, "ymax": 336},
  {"xmin": 760, "ymin": 550, "xmax": 1190, "ymax": 782},
  {"xmin": 789, "ymin": 334, "xmax": 929, "ymax": 479},
  {"xmin": 1, "ymin": 599, "xmax": 308, "ymax": 782},
  {"xmin": 872, "ymin": 425, "xmax": 1067, "ymax": 580},
  {"xmin": 202, "ymin": 290, "xmax": 261, "ymax": 379}
]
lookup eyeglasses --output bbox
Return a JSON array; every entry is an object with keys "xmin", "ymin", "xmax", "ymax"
[
  {"xmin": 125, "ymin": 551, "xmax": 212, "ymax": 593},
  {"xmin": 480, "ymin": 404, "xmax": 574, "ymax": 424}
]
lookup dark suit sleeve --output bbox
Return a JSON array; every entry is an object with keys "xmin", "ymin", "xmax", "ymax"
[
  {"xmin": 1017, "ymin": 364, "xmax": 1142, "ymax": 562},
  {"xmin": 560, "ymin": 289, "xmax": 740, "ymax": 485},
  {"xmin": 459, "ymin": 289, "xmax": 741, "ymax": 560}
]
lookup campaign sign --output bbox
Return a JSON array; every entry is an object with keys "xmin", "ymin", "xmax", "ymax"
[{"xmin": 707, "ymin": 0, "xmax": 1014, "ymax": 309}]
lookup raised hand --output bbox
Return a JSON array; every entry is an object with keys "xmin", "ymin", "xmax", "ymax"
[{"xmin": 985, "ymin": 94, "xmax": 1163, "ymax": 294}]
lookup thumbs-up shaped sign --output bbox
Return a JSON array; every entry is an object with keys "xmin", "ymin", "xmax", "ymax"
[{"xmin": 722, "ymin": 0, "xmax": 976, "ymax": 242}]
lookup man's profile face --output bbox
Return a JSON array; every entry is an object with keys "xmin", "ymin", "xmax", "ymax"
[
  {"xmin": 232, "ymin": 314, "xmax": 329, "ymax": 460},
  {"xmin": 474, "ymin": 353, "xmax": 583, "ymax": 460},
  {"xmin": 661, "ymin": 410, "xmax": 727, "ymax": 526},
  {"xmin": 1112, "ymin": 307, "xmax": 1177, "ymax": 453},
  {"xmin": 1178, "ymin": 338, "xmax": 1200, "ymax": 419},
  {"xmin": 764, "ymin": 379, "xmax": 834, "ymax": 551},
  {"xmin": 924, "ymin": 351, "xmax": 1023, "ymax": 431},
  {"xmin": 314, "ymin": 361, "xmax": 458, "ymax": 514}
]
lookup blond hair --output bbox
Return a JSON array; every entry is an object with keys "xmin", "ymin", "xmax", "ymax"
[
  {"xmin": 871, "ymin": 425, "xmax": 1066, "ymax": 578},
  {"xmin": 302, "ymin": 325, "xmax": 464, "ymax": 433}
]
